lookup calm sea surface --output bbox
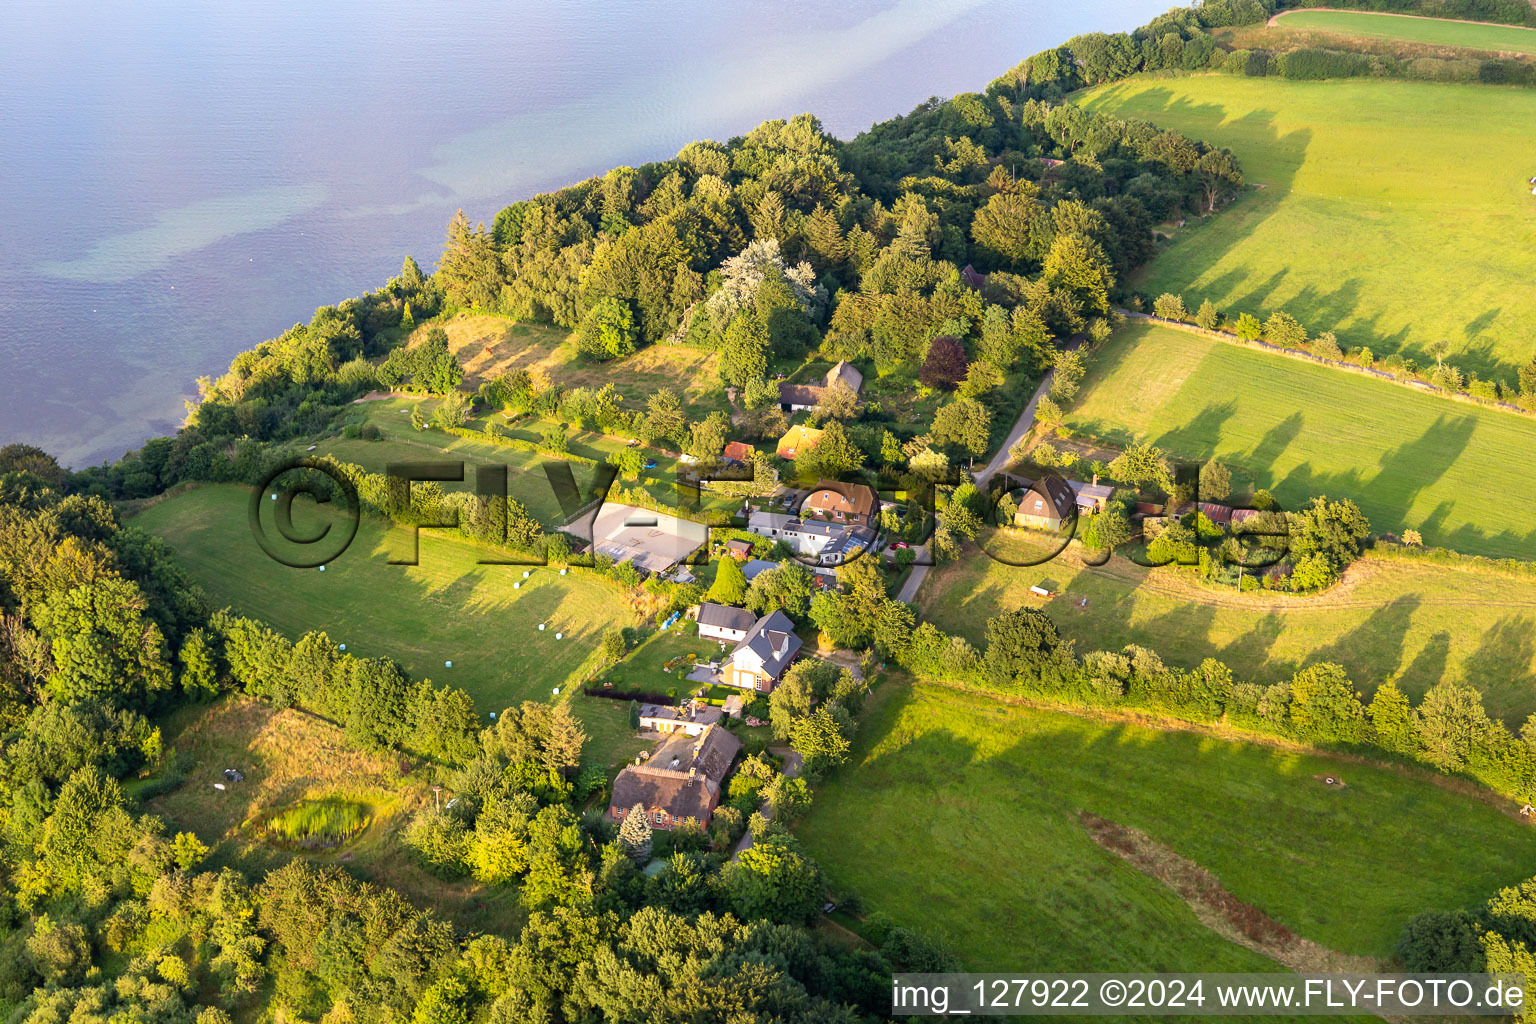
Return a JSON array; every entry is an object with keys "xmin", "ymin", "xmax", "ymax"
[{"xmin": 0, "ymin": 0, "xmax": 1169, "ymax": 467}]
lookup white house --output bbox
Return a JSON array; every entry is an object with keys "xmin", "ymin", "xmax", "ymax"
[
  {"xmin": 746, "ymin": 511, "xmax": 876, "ymax": 566},
  {"xmin": 696, "ymin": 602, "xmax": 756, "ymax": 642}
]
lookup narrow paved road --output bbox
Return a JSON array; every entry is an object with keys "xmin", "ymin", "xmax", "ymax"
[
  {"xmin": 974, "ymin": 356, "xmax": 1063, "ymax": 489},
  {"xmin": 896, "ymin": 355, "xmax": 1064, "ymax": 607},
  {"xmin": 896, "ymin": 553, "xmax": 930, "ymax": 604}
]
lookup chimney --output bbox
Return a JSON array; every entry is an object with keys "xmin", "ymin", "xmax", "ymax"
[
  {"xmin": 689, "ymin": 767, "xmax": 696, "ymax": 778},
  {"xmin": 1092, "ymin": 474, "xmax": 1099, "ymax": 486}
]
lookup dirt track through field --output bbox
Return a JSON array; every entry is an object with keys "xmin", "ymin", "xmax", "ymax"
[{"xmin": 1081, "ymin": 811, "xmax": 1381, "ymax": 973}]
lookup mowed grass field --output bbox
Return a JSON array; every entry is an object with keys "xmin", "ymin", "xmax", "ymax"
[
  {"xmin": 130, "ymin": 484, "xmax": 647, "ymax": 762},
  {"xmin": 798, "ymin": 682, "xmax": 1536, "ymax": 965},
  {"xmin": 1075, "ymin": 75, "xmax": 1536, "ymax": 380},
  {"xmin": 1065, "ymin": 322, "xmax": 1536, "ymax": 560},
  {"xmin": 920, "ymin": 544, "xmax": 1536, "ymax": 722},
  {"xmin": 1273, "ymin": 9, "xmax": 1536, "ymax": 55}
]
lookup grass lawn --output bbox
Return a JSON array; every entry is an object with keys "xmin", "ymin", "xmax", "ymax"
[
  {"xmin": 129, "ymin": 483, "xmax": 645, "ymax": 758},
  {"xmin": 595, "ymin": 628, "xmax": 724, "ymax": 701},
  {"xmin": 1273, "ymin": 9, "xmax": 1536, "ymax": 55},
  {"xmin": 919, "ymin": 541, "xmax": 1536, "ymax": 723},
  {"xmin": 1063, "ymin": 321, "xmax": 1536, "ymax": 560},
  {"xmin": 144, "ymin": 697, "xmax": 524, "ymax": 935},
  {"xmin": 1074, "ymin": 75, "xmax": 1536, "ymax": 381},
  {"xmin": 797, "ymin": 681, "xmax": 1536, "ymax": 965}
]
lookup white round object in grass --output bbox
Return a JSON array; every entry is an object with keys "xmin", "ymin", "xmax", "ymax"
[
  {"xmin": 338, "ymin": 644, "xmax": 346, "ymax": 651},
  {"xmin": 538, "ymin": 623, "xmax": 546, "ymax": 631},
  {"xmin": 445, "ymin": 660, "xmax": 453, "ymax": 668},
  {"xmin": 513, "ymin": 581, "xmax": 521, "ymax": 589},
  {"xmin": 552, "ymin": 687, "xmax": 560, "ymax": 695},
  {"xmin": 560, "ymin": 568, "xmax": 567, "ymax": 575},
  {"xmin": 522, "ymin": 570, "xmax": 531, "ymax": 578},
  {"xmin": 555, "ymin": 632, "xmax": 563, "ymax": 640},
  {"xmin": 270, "ymin": 494, "xmax": 277, "ymax": 501},
  {"xmin": 318, "ymin": 565, "xmax": 326, "ymax": 572}
]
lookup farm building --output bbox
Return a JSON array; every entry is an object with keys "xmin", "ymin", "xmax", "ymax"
[
  {"xmin": 638, "ymin": 700, "xmax": 723, "ymax": 737},
  {"xmin": 609, "ymin": 723, "xmax": 741, "ymax": 830},
  {"xmin": 697, "ymin": 602, "xmax": 756, "ymax": 643},
  {"xmin": 778, "ymin": 360, "xmax": 865, "ymax": 412},
  {"xmin": 1198, "ymin": 502, "xmax": 1234, "ymax": 525},
  {"xmin": 574, "ymin": 502, "xmax": 708, "ymax": 576},
  {"xmin": 1068, "ymin": 478, "xmax": 1115, "ymax": 514},
  {"xmin": 746, "ymin": 511, "xmax": 876, "ymax": 565}
]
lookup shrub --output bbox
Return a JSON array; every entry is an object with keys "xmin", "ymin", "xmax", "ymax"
[
  {"xmin": 1152, "ymin": 293, "xmax": 1187, "ymax": 321},
  {"xmin": 1310, "ymin": 331, "xmax": 1343, "ymax": 361},
  {"xmin": 1263, "ymin": 311, "xmax": 1307, "ymax": 349},
  {"xmin": 1234, "ymin": 313, "xmax": 1263, "ymax": 341},
  {"xmin": 1275, "ymin": 48, "xmax": 1371, "ymax": 80},
  {"xmin": 1194, "ymin": 299, "xmax": 1221, "ymax": 331},
  {"xmin": 361, "ymin": 424, "xmax": 381, "ymax": 441}
]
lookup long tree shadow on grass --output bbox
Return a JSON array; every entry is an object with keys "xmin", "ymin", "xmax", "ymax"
[
  {"xmin": 1393, "ymin": 630, "xmax": 1452, "ymax": 706},
  {"xmin": 1090, "ymin": 87, "xmax": 1311, "ymax": 313},
  {"xmin": 1460, "ymin": 617, "xmax": 1536, "ymax": 725},
  {"xmin": 1300, "ymin": 593, "xmax": 1422, "ymax": 697}
]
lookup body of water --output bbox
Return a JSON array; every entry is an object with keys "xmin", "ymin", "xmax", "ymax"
[{"xmin": 0, "ymin": 0, "xmax": 1169, "ymax": 467}]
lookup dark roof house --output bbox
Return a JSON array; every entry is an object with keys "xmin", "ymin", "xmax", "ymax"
[
  {"xmin": 732, "ymin": 609, "xmax": 802, "ymax": 681},
  {"xmin": 697, "ymin": 601, "xmax": 757, "ymax": 641},
  {"xmin": 610, "ymin": 723, "xmax": 742, "ymax": 829},
  {"xmin": 742, "ymin": 558, "xmax": 780, "ymax": 581},
  {"xmin": 1015, "ymin": 476, "xmax": 1078, "ymax": 527}
]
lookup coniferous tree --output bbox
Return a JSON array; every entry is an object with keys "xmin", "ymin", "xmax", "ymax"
[{"xmin": 618, "ymin": 803, "xmax": 653, "ymax": 863}]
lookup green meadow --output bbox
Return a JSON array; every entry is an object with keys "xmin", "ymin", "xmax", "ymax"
[
  {"xmin": 130, "ymin": 483, "xmax": 648, "ymax": 764},
  {"xmin": 1274, "ymin": 9, "xmax": 1536, "ymax": 55},
  {"xmin": 1075, "ymin": 75, "xmax": 1536, "ymax": 381},
  {"xmin": 798, "ymin": 682, "xmax": 1536, "ymax": 966},
  {"xmin": 1063, "ymin": 321, "xmax": 1536, "ymax": 560},
  {"xmin": 919, "ymin": 544, "xmax": 1536, "ymax": 723}
]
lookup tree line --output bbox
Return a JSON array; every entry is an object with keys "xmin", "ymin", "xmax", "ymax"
[{"xmin": 887, "ymin": 601, "xmax": 1536, "ymax": 806}]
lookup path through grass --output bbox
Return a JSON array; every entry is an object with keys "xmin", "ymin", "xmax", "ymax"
[{"xmin": 798, "ymin": 681, "xmax": 1536, "ymax": 965}]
